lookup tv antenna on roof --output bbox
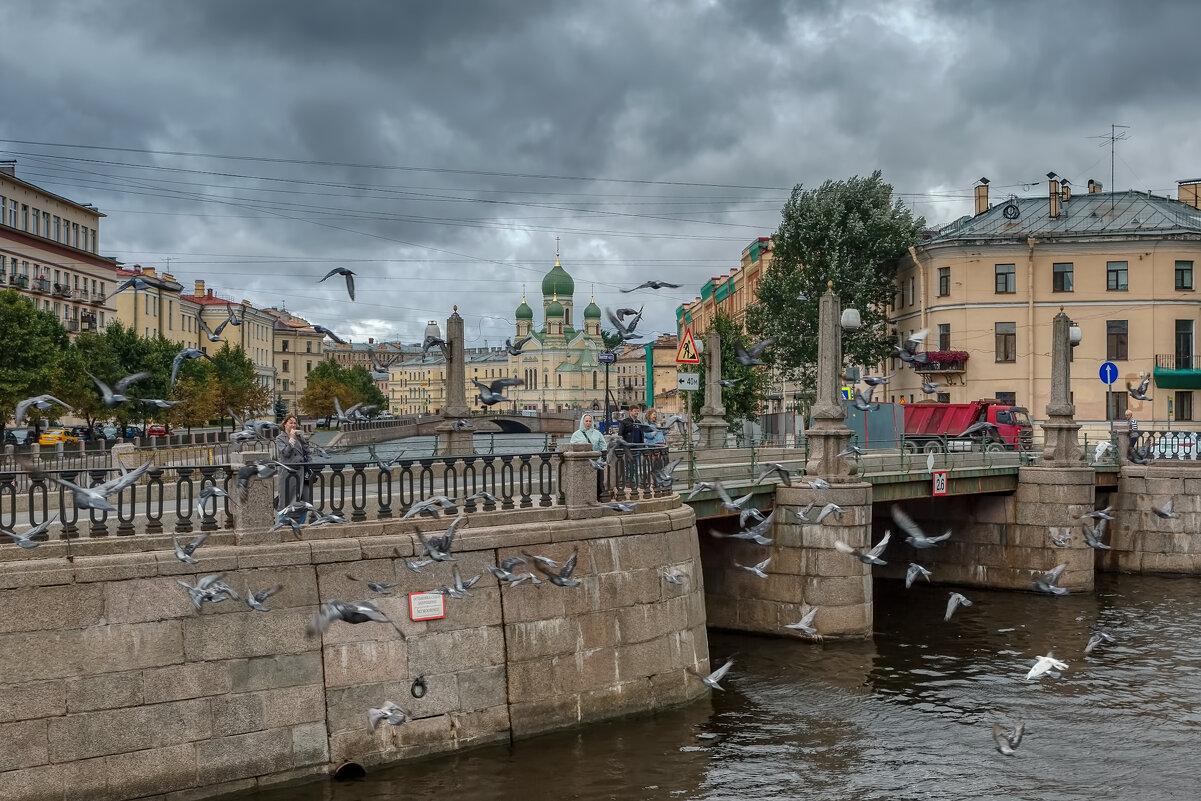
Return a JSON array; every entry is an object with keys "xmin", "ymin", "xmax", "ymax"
[{"xmin": 1090, "ymin": 124, "xmax": 1129, "ymax": 213}]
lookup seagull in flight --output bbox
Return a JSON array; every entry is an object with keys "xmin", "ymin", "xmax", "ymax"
[
  {"xmin": 1032, "ymin": 563, "xmax": 1069, "ymax": 595},
  {"xmin": 890, "ymin": 506, "xmax": 951, "ymax": 549},
  {"xmin": 905, "ymin": 563, "xmax": 932, "ymax": 588},
  {"xmin": 318, "ymin": 266, "xmax": 356, "ymax": 300},
  {"xmin": 688, "ymin": 658, "xmax": 734, "ymax": 691},
  {"xmin": 1025, "ymin": 652, "xmax": 1068, "ymax": 681},
  {"xmin": 622, "ymin": 280, "xmax": 681, "ymax": 292},
  {"xmin": 784, "ymin": 607, "xmax": 819, "ymax": 636},
  {"xmin": 835, "ymin": 531, "xmax": 890, "ymax": 565},
  {"xmin": 945, "ymin": 591, "xmax": 972, "ymax": 621}
]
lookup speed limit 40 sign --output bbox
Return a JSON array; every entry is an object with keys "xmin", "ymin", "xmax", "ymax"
[{"xmin": 932, "ymin": 470, "xmax": 948, "ymax": 496}]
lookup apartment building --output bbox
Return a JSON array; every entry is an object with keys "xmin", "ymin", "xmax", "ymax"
[
  {"xmin": 891, "ymin": 176, "xmax": 1201, "ymax": 423},
  {"xmin": 675, "ymin": 236, "xmax": 773, "ymax": 337},
  {"xmin": 112, "ymin": 265, "xmax": 202, "ymax": 347},
  {"xmin": 0, "ymin": 161, "xmax": 117, "ymax": 335},
  {"xmin": 179, "ymin": 280, "xmax": 277, "ymax": 392},
  {"xmin": 612, "ymin": 334, "xmax": 684, "ymax": 414},
  {"xmin": 262, "ymin": 307, "xmax": 325, "ymax": 414}
]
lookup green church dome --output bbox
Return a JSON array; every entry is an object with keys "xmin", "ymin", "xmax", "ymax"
[
  {"xmin": 583, "ymin": 296, "xmax": 601, "ymax": 319},
  {"xmin": 546, "ymin": 295, "xmax": 564, "ymax": 318},
  {"xmin": 515, "ymin": 296, "xmax": 533, "ymax": 320},
  {"xmin": 541, "ymin": 257, "xmax": 574, "ymax": 298}
]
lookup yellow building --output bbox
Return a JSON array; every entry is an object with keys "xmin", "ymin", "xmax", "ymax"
[
  {"xmin": 612, "ymin": 334, "xmax": 684, "ymax": 415},
  {"xmin": 675, "ymin": 237, "xmax": 773, "ymax": 337},
  {"xmin": 180, "ymin": 280, "xmax": 276, "ymax": 393},
  {"xmin": 112, "ymin": 265, "xmax": 202, "ymax": 347},
  {"xmin": 891, "ymin": 177, "xmax": 1201, "ymax": 424},
  {"xmin": 0, "ymin": 162, "xmax": 117, "ymax": 335},
  {"xmin": 262, "ymin": 307, "xmax": 325, "ymax": 414}
]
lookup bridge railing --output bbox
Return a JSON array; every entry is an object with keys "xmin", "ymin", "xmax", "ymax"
[
  {"xmin": 1130, "ymin": 429, "xmax": 1201, "ymax": 461},
  {"xmin": 604, "ymin": 444, "xmax": 675, "ymax": 501},
  {"xmin": 0, "ymin": 450, "xmax": 564, "ymax": 543}
]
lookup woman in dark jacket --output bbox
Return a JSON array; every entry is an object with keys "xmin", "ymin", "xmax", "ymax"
[{"xmin": 275, "ymin": 414, "xmax": 312, "ymax": 518}]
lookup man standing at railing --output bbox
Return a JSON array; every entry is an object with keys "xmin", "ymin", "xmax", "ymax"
[{"xmin": 618, "ymin": 404, "xmax": 645, "ymax": 488}]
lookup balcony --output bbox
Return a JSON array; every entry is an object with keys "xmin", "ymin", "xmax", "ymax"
[
  {"xmin": 65, "ymin": 318, "xmax": 79, "ymax": 332},
  {"xmin": 52, "ymin": 283, "xmax": 72, "ymax": 298},
  {"xmin": 77, "ymin": 288, "xmax": 89, "ymax": 301},
  {"xmin": 90, "ymin": 289, "xmax": 105, "ymax": 305},
  {"xmin": 917, "ymin": 351, "xmax": 970, "ymax": 374},
  {"xmin": 1153, "ymin": 353, "xmax": 1201, "ymax": 389},
  {"xmin": 10, "ymin": 274, "xmax": 28, "ymax": 289},
  {"xmin": 32, "ymin": 278, "xmax": 51, "ymax": 294}
]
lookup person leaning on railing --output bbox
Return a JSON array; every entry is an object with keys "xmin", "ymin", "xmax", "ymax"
[{"xmin": 570, "ymin": 412, "xmax": 606, "ymax": 499}]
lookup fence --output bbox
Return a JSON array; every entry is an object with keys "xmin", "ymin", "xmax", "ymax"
[{"xmin": 0, "ymin": 450, "xmax": 566, "ymax": 541}]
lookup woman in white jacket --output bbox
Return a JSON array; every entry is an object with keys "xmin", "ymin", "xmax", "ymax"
[{"xmin": 570, "ymin": 412, "xmax": 606, "ymax": 499}]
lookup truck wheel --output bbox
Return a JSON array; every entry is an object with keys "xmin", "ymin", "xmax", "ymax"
[
  {"xmin": 985, "ymin": 442, "xmax": 1005, "ymax": 453},
  {"xmin": 922, "ymin": 441, "xmax": 943, "ymax": 454},
  {"xmin": 901, "ymin": 441, "xmax": 918, "ymax": 454}
]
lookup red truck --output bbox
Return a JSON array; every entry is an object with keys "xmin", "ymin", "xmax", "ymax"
[{"xmin": 903, "ymin": 399, "xmax": 1033, "ymax": 453}]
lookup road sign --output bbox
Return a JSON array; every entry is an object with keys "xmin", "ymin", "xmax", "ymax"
[
  {"xmin": 677, "ymin": 372, "xmax": 700, "ymax": 391},
  {"xmin": 676, "ymin": 327, "xmax": 701, "ymax": 364},
  {"xmin": 1099, "ymin": 362, "xmax": 1119, "ymax": 385},
  {"xmin": 598, "ymin": 351, "xmax": 616, "ymax": 364},
  {"xmin": 840, "ymin": 386, "xmax": 852, "ymax": 400},
  {"xmin": 932, "ymin": 470, "xmax": 948, "ymax": 496}
]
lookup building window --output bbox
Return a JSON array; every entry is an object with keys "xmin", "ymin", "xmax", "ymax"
[
  {"xmin": 306, "ymin": 360, "xmax": 312, "ymax": 374},
  {"xmin": 306, "ymin": 341, "xmax": 312, "ymax": 353},
  {"xmin": 1176, "ymin": 391, "xmax": 1194, "ymax": 422},
  {"xmin": 936, "ymin": 392, "xmax": 951, "ymax": 404},
  {"xmin": 906, "ymin": 276, "xmax": 915, "ymax": 306},
  {"xmin": 937, "ymin": 267, "xmax": 950, "ymax": 297},
  {"xmin": 1052, "ymin": 262, "xmax": 1073, "ymax": 292},
  {"xmin": 42, "ymin": 212, "xmax": 49, "ymax": 237},
  {"xmin": 282, "ymin": 379, "xmax": 289, "ymax": 392},
  {"xmin": 282, "ymin": 360, "xmax": 290, "ymax": 373},
  {"xmin": 1106, "ymin": 320, "xmax": 1128, "ymax": 361},
  {"xmin": 8, "ymin": 200, "xmax": 16, "ymax": 227},
  {"xmin": 995, "ymin": 322, "xmax": 1016, "ymax": 362},
  {"xmin": 21, "ymin": 205, "xmax": 28, "ymax": 231},
  {"xmin": 996, "ymin": 391, "xmax": 1016, "ymax": 406},
  {"xmin": 937, "ymin": 323, "xmax": 951, "ymax": 351},
  {"xmin": 32, "ymin": 208, "xmax": 40, "ymax": 236},
  {"xmin": 52, "ymin": 216, "xmax": 60, "ymax": 240},
  {"xmin": 282, "ymin": 341, "xmax": 289, "ymax": 352},
  {"xmin": 1176, "ymin": 261, "xmax": 1194, "ymax": 290},
  {"xmin": 1107, "ymin": 261, "xmax": 1128, "ymax": 291},
  {"xmin": 1108, "ymin": 391, "xmax": 1128, "ymax": 421},
  {"xmin": 995, "ymin": 264, "xmax": 1016, "ymax": 294}
]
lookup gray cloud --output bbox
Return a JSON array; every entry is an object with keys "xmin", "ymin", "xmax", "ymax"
[{"xmin": 1, "ymin": 0, "xmax": 1196, "ymax": 345}]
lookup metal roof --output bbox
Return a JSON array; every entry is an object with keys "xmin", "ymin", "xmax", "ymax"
[{"xmin": 927, "ymin": 190, "xmax": 1201, "ymax": 244}]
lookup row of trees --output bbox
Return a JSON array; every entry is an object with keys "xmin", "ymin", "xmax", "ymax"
[
  {"xmin": 0, "ymin": 291, "xmax": 267, "ymax": 432},
  {"xmin": 297, "ymin": 359, "xmax": 388, "ymax": 420},
  {"xmin": 686, "ymin": 171, "xmax": 925, "ymax": 423}
]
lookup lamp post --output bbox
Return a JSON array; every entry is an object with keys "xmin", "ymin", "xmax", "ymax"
[
  {"xmin": 803, "ymin": 281, "xmax": 857, "ymax": 478},
  {"xmin": 1041, "ymin": 308, "xmax": 1084, "ymax": 465}
]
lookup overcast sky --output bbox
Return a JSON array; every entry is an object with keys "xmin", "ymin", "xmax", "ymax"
[{"xmin": 4, "ymin": 0, "xmax": 1199, "ymax": 347}]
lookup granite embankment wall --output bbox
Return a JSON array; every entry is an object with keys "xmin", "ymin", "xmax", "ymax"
[
  {"xmin": 1101, "ymin": 463, "xmax": 1201, "ymax": 574},
  {"xmin": 0, "ymin": 489, "xmax": 707, "ymax": 800}
]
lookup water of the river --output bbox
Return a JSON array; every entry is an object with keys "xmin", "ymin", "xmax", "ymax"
[
  {"xmin": 243, "ymin": 573, "xmax": 1201, "ymax": 801},
  {"xmin": 326, "ymin": 433, "xmax": 554, "ymax": 462}
]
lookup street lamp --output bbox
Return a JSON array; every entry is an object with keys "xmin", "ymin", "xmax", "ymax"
[
  {"xmin": 840, "ymin": 307, "xmax": 861, "ymax": 333},
  {"xmin": 1069, "ymin": 322, "xmax": 1082, "ymax": 347}
]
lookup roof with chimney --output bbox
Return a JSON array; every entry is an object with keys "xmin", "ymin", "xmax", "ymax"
[{"xmin": 928, "ymin": 189, "xmax": 1201, "ymax": 244}]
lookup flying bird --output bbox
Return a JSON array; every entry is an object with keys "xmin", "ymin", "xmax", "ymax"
[
  {"xmin": 178, "ymin": 573, "xmax": 239, "ymax": 611},
  {"xmin": 958, "ymin": 420, "xmax": 999, "ymax": 440},
  {"xmin": 504, "ymin": 336, "xmax": 531, "ymax": 356},
  {"xmin": 1152, "ymin": 499, "xmax": 1177, "ymax": 519},
  {"xmin": 1127, "ymin": 375, "xmax": 1152, "ymax": 401},
  {"xmin": 2, "ymin": 516, "xmax": 57, "ymax": 549},
  {"xmin": 688, "ymin": 658, "xmax": 734, "ymax": 691},
  {"xmin": 172, "ymin": 533, "xmax": 209, "ymax": 564},
  {"xmin": 1082, "ymin": 519, "xmax": 1112, "ymax": 550},
  {"xmin": 422, "ymin": 334, "xmax": 447, "ymax": 360},
  {"xmin": 605, "ymin": 307, "xmax": 644, "ymax": 341},
  {"xmin": 734, "ymin": 338, "xmax": 774, "ymax": 366},
  {"xmin": 852, "ymin": 386, "xmax": 879, "ymax": 412},
  {"xmin": 784, "ymin": 607, "xmax": 819, "ymax": 636},
  {"xmin": 992, "ymin": 720, "xmax": 1025, "ymax": 756},
  {"xmin": 920, "ymin": 381, "xmax": 944, "ymax": 394},
  {"xmin": 318, "ymin": 266, "xmax": 356, "ymax": 300},
  {"xmin": 945, "ymin": 591, "xmax": 973, "ymax": 621},
  {"xmin": 1093, "ymin": 441, "xmax": 1114, "ymax": 462},
  {"xmin": 1032, "ymin": 563, "xmax": 1069, "ymax": 595},
  {"xmin": 814, "ymin": 503, "xmax": 844, "ymax": 524},
  {"xmin": 621, "ymin": 280, "xmax": 681, "ymax": 292},
  {"xmin": 532, "ymin": 548, "xmax": 581, "ymax": 587},
  {"xmin": 170, "ymin": 348, "xmax": 214, "ymax": 387},
  {"xmin": 197, "ymin": 316, "xmax": 230, "ymax": 343},
  {"xmin": 224, "ymin": 304, "xmax": 243, "ymax": 326},
  {"xmin": 837, "ymin": 444, "xmax": 866, "ymax": 458},
  {"xmin": 1082, "ymin": 506, "xmax": 1114, "ymax": 521},
  {"xmin": 14, "ymin": 394, "xmax": 71, "ymax": 427},
  {"xmin": 1085, "ymin": 631, "xmax": 1115, "ymax": 655},
  {"xmin": 717, "ymin": 377, "xmax": 743, "ymax": 388},
  {"xmin": 38, "ymin": 460, "xmax": 153, "ymax": 512},
  {"xmin": 613, "ymin": 306, "xmax": 642, "ymax": 321},
  {"xmin": 312, "ymin": 325, "xmax": 346, "ymax": 345},
  {"xmin": 88, "ymin": 371, "xmax": 150, "ymax": 408},
  {"xmin": 804, "ymin": 477, "xmax": 831, "ymax": 490},
  {"xmin": 473, "ymin": 377, "xmax": 524, "ymax": 406},
  {"xmin": 245, "ymin": 585, "xmax": 282, "ymax": 612},
  {"xmin": 307, "ymin": 600, "xmax": 398, "ymax": 637},
  {"xmin": 893, "ymin": 329, "xmax": 929, "ymax": 365},
  {"xmin": 1025, "ymin": 652, "xmax": 1068, "ymax": 681},
  {"xmin": 347, "ymin": 573, "xmax": 401, "ymax": 594},
  {"xmin": 862, "ymin": 374, "xmax": 893, "ymax": 387},
  {"xmin": 905, "ymin": 563, "xmax": 932, "ymax": 588},
  {"xmin": 835, "ymin": 531, "xmax": 890, "ymax": 565},
  {"xmin": 890, "ymin": 506, "xmax": 951, "ymax": 549},
  {"xmin": 755, "ymin": 463, "xmax": 792, "ymax": 486},
  {"xmin": 735, "ymin": 557, "xmax": 772, "ymax": 579},
  {"xmin": 368, "ymin": 702, "xmax": 408, "ymax": 730}
]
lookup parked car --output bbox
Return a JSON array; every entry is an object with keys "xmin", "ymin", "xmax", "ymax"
[
  {"xmin": 147, "ymin": 424, "xmax": 171, "ymax": 437},
  {"xmin": 97, "ymin": 424, "xmax": 120, "ymax": 443},
  {"xmin": 38, "ymin": 428, "xmax": 80, "ymax": 446},
  {"xmin": 4, "ymin": 428, "xmax": 33, "ymax": 446},
  {"xmin": 68, "ymin": 425, "xmax": 93, "ymax": 442}
]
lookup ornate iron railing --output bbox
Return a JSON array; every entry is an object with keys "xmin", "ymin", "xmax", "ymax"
[
  {"xmin": 1130, "ymin": 429, "xmax": 1200, "ymax": 461},
  {"xmin": 603, "ymin": 444, "xmax": 675, "ymax": 501},
  {"xmin": 0, "ymin": 451, "xmax": 565, "ymax": 542}
]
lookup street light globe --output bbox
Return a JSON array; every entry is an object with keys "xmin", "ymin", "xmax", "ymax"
[
  {"xmin": 840, "ymin": 308, "xmax": 861, "ymax": 333},
  {"xmin": 1069, "ymin": 324, "xmax": 1083, "ymax": 346}
]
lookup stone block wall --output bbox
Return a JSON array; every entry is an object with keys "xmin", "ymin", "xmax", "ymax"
[
  {"xmin": 873, "ymin": 467, "xmax": 1095, "ymax": 592},
  {"xmin": 700, "ymin": 482, "xmax": 874, "ymax": 639},
  {"xmin": 0, "ymin": 500, "xmax": 708, "ymax": 801},
  {"xmin": 1100, "ymin": 464, "xmax": 1201, "ymax": 574}
]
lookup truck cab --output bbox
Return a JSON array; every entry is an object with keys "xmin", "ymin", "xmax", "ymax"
[{"xmin": 904, "ymin": 399, "xmax": 1033, "ymax": 453}]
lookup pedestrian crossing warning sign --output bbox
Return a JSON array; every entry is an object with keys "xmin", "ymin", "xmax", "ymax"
[{"xmin": 676, "ymin": 327, "xmax": 701, "ymax": 364}]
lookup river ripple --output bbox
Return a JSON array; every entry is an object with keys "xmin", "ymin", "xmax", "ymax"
[{"xmin": 243, "ymin": 573, "xmax": 1200, "ymax": 801}]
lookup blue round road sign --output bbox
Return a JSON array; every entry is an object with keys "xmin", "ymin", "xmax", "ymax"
[{"xmin": 1099, "ymin": 362, "xmax": 1118, "ymax": 385}]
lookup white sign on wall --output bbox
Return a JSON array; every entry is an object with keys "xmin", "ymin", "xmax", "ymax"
[
  {"xmin": 932, "ymin": 470, "xmax": 948, "ymax": 497},
  {"xmin": 408, "ymin": 591, "xmax": 446, "ymax": 621},
  {"xmin": 677, "ymin": 372, "xmax": 701, "ymax": 391}
]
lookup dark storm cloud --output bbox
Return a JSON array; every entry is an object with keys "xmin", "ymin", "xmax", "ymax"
[{"xmin": 0, "ymin": 0, "xmax": 1196, "ymax": 343}]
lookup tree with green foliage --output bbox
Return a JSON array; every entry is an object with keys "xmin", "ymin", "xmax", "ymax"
[
  {"xmin": 683, "ymin": 311, "xmax": 771, "ymax": 424},
  {"xmin": 746, "ymin": 171, "xmax": 924, "ymax": 391},
  {"xmin": 206, "ymin": 343, "xmax": 270, "ymax": 424},
  {"xmin": 599, "ymin": 329, "xmax": 625, "ymax": 350},
  {"xmin": 299, "ymin": 359, "xmax": 386, "ymax": 419},
  {"xmin": 53, "ymin": 332, "xmax": 121, "ymax": 430},
  {"xmin": 0, "ymin": 291, "xmax": 69, "ymax": 432},
  {"xmin": 342, "ymin": 365, "xmax": 387, "ymax": 415}
]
